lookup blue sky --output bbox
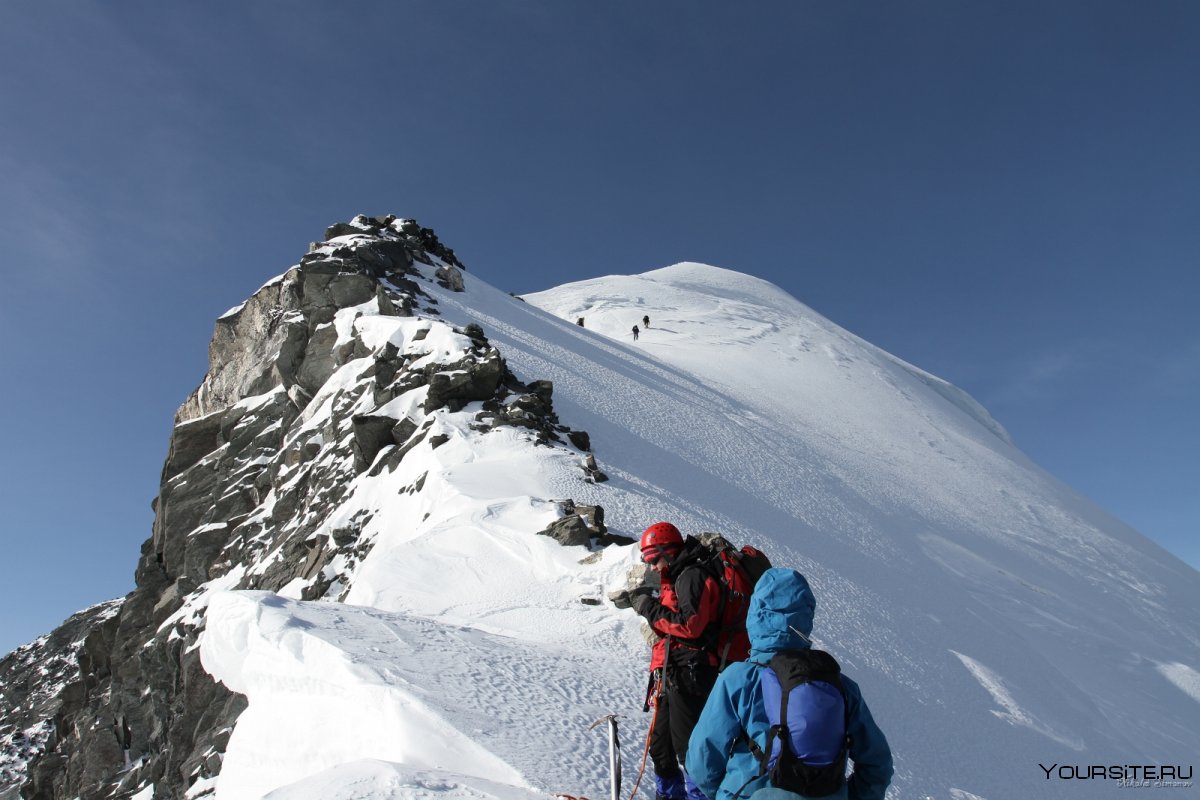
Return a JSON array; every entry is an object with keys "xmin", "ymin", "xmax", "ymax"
[{"xmin": 1, "ymin": 1, "xmax": 1196, "ymax": 655}]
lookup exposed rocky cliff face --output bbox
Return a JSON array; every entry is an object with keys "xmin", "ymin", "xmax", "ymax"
[
  {"xmin": 0, "ymin": 602, "xmax": 122, "ymax": 800},
  {"xmin": 1, "ymin": 216, "xmax": 608, "ymax": 800}
]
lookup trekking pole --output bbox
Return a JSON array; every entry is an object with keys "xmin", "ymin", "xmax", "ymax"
[{"xmin": 589, "ymin": 714, "xmax": 622, "ymax": 800}]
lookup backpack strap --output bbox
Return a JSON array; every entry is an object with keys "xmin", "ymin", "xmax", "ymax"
[
  {"xmin": 718, "ymin": 639, "xmax": 732, "ymax": 672},
  {"xmin": 695, "ymin": 550, "xmax": 729, "ymax": 651},
  {"xmin": 714, "ymin": 553, "xmax": 738, "ymax": 669},
  {"xmin": 768, "ymin": 648, "xmax": 842, "ymax": 689},
  {"xmin": 670, "ymin": 555, "xmax": 728, "ymax": 659},
  {"xmin": 704, "ymin": 547, "xmax": 751, "ymax": 666},
  {"xmin": 762, "ymin": 673, "xmax": 791, "ymax": 781}
]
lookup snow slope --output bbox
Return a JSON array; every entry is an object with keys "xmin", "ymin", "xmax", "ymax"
[{"xmin": 199, "ymin": 259, "xmax": 1199, "ymax": 800}]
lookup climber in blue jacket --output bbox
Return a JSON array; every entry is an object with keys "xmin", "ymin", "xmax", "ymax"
[{"xmin": 686, "ymin": 568, "xmax": 893, "ymax": 800}]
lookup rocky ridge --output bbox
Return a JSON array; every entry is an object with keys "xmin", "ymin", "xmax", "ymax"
[
  {"xmin": 0, "ymin": 602, "xmax": 122, "ymax": 800},
  {"xmin": 1, "ymin": 216, "xmax": 619, "ymax": 800}
]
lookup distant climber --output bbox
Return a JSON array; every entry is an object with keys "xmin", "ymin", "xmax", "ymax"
[
  {"xmin": 643, "ymin": 315, "xmax": 650, "ymax": 328},
  {"xmin": 577, "ymin": 317, "xmax": 585, "ymax": 327},
  {"xmin": 633, "ymin": 325, "xmax": 640, "ymax": 341},
  {"xmin": 616, "ymin": 523, "xmax": 727, "ymax": 800},
  {"xmin": 686, "ymin": 568, "xmax": 893, "ymax": 800}
]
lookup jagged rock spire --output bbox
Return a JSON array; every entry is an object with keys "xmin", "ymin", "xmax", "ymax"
[{"xmin": 2, "ymin": 216, "xmax": 604, "ymax": 800}]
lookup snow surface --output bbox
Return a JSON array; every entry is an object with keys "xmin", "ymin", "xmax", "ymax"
[
  {"xmin": 260, "ymin": 760, "xmax": 546, "ymax": 800},
  {"xmin": 196, "ymin": 259, "xmax": 1199, "ymax": 800}
]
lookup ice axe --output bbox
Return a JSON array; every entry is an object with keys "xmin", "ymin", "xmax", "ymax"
[{"xmin": 589, "ymin": 714, "xmax": 622, "ymax": 800}]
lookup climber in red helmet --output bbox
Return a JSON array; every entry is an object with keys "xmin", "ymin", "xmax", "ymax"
[{"xmin": 624, "ymin": 522, "xmax": 724, "ymax": 800}]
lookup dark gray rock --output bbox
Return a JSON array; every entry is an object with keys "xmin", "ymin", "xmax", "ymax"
[
  {"xmin": 353, "ymin": 414, "xmax": 399, "ymax": 472},
  {"xmin": 154, "ymin": 457, "xmax": 224, "ymax": 576},
  {"xmin": 350, "ymin": 214, "xmax": 381, "ymax": 231},
  {"xmin": 162, "ymin": 411, "xmax": 224, "ymax": 482},
  {"xmin": 221, "ymin": 390, "xmax": 295, "ymax": 456},
  {"xmin": 182, "ymin": 522, "xmax": 231, "ymax": 584},
  {"xmin": 424, "ymin": 350, "xmax": 504, "ymax": 412},
  {"xmin": 435, "ymin": 264, "xmax": 464, "ymax": 292},
  {"xmin": 176, "ymin": 269, "xmax": 305, "ymax": 423},
  {"xmin": 357, "ymin": 239, "xmax": 412, "ymax": 274},
  {"xmin": 300, "ymin": 272, "xmax": 376, "ymax": 327},
  {"xmin": 537, "ymin": 515, "xmax": 592, "ymax": 547},
  {"xmin": 583, "ymin": 453, "xmax": 609, "ymax": 483},
  {"xmin": 376, "ymin": 284, "xmax": 408, "ymax": 317},
  {"xmin": 391, "ymin": 417, "xmax": 418, "ymax": 445},
  {"xmin": 326, "ymin": 273, "xmax": 377, "ymax": 308},
  {"xmin": 566, "ymin": 430, "xmax": 591, "ymax": 452},
  {"xmin": 574, "ymin": 504, "xmax": 606, "ymax": 533},
  {"xmin": 0, "ymin": 601, "xmax": 122, "ymax": 800},
  {"xmin": 273, "ymin": 320, "xmax": 310, "ymax": 388},
  {"xmin": 301, "ymin": 535, "xmax": 330, "ymax": 580},
  {"xmin": 13, "ymin": 594, "xmax": 246, "ymax": 800},
  {"xmin": 324, "ymin": 222, "xmax": 360, "ymax": 240},
  {"xmin": 298, "ymin": 254, "xmax": 349, "ymax": 274},
  {"xmin": 296, "ymin": 323, "xmax": 341, "ymax": 397}
]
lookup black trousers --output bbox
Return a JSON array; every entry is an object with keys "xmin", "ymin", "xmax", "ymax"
[{"xmin": 649, "ymin": 654, "xmax": 718, "ymax": 776}]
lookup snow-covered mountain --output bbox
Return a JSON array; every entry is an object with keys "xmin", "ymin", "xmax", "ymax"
[{"xmin": 3, "ymin": 218, "xmax": 1197, "ymax": 800}]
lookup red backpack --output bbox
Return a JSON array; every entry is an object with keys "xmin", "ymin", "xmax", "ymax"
[{"xmin": 699, "ymin": 535, "xmax": 772, "ymax": 668}]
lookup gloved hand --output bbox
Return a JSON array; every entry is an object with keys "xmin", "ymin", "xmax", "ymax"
[
  {"xmin": 611, "ymin": 586, "xmax": 656, "ymax": 610},
  {"xmin": 628, "ymin": 586, "xmax": 656, "ymax": 618},
  {"xmin": 610, "ymin": 590, "xmax": 634, "ymax": 609}
]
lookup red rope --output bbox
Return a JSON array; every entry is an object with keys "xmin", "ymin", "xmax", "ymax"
[{"xmin": 628, "ymin": 674, "xmax": 663, "ymax": 800}]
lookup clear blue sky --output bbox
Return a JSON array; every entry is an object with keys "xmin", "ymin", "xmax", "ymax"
[{"xmin": 1, "ymin": 2, "xmax": 1196, "ymax": 655}]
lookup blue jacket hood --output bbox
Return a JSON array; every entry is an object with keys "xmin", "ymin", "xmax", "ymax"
[
  {"xmin": 747, "ymin": 567, "xmax": 816, "ymax": 659},
  {"xmin": 688, "ymin": 569, "xmax": 894, "ymax": 800}
]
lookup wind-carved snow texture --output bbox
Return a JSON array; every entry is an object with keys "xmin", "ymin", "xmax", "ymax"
[
  {"xmin": 201, "ymin": 592, "xmax": 641, "ymax": 800},
  {"xmin": 200, "ymin": 254, "xmax": 1198, "ymax": 800},
  {"xmin": 7, "ymin": 224, "xmax": 1199, "ymax": 800},
  {"xmin": 517, "ymin": 264, "xmax": 1200, "ymax": 798},
  {"xmin": 209, "ymin": 255, "xmax": 1199, "ymax": 799}
]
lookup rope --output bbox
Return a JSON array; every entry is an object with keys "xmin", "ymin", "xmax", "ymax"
[{"xmin": 628, "ymin": 671, "xmax": 663, "ymax": 800}]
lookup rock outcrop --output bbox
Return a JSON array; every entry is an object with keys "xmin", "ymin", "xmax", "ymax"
[
  {"xmin": 1, "ymin": 216, "xmax": 609, "ymax": 800},
  {"xmin": 0, "ymin": 602, "xmax": 122, "ymax": 800}
]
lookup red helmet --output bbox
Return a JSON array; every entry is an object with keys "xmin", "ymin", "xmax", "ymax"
[{"xmin": 640, "ymin": 522, "xmax": 683, "ymax": 562}]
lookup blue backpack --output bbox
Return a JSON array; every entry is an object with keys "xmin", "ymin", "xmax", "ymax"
[{"xmin": 746, "ymin": 649, "xmax": 850, "ymax": 797}]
